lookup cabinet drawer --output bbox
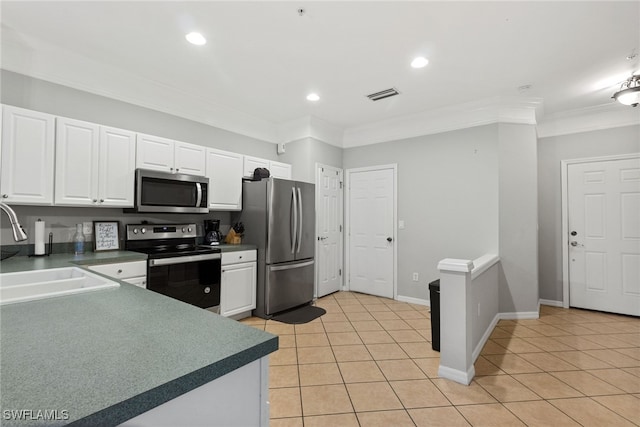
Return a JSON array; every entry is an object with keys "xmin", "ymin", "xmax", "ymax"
[
  {"xmin": 88, "ymin": 260, "xmax": 147, "ymax": 279},
  {"xmin": 222, "ymin": 250, "xmax": 256, "ymax": 265}
]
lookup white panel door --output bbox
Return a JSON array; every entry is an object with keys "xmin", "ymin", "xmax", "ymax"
[
  {"xmin": 98, "ymin": 126, "xmax": 136, "ymax": 207},
  {"xmin": 348, "ymin": 167, "xmax": 395, "ymax": 299},
  {"xmin": 54, "ymin": 117, "xmax": 99, "ymax": 206},
  {"xmin": 317, "ymin": 165, "xmax": 343, "ymax": 297},
  {"xmin": 206, "ymin": 148, "xmax": 243, "ymax": 210},
  {"xmin": 174, "ymin": 141, "xmax": 206, "ymax": 176},
  {"xmin": 0, "ymin": 106, "xmax": 55, "ymax": 205},
  {"xmin": 568, "ymin": 157, "xmax": 640, "ymax": 316},
  {"xmin": 136, "ymin": 133, "xmax": 174, "ymax": 172}
]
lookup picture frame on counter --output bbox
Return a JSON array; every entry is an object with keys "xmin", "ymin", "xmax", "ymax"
[{"xmin": 93, "ymin": 221, "xmax": 121, "ymax": 252}]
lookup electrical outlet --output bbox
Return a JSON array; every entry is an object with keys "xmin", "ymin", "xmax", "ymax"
[
  {"xmin": 83, "ymin": 222, "xmax": 93, "ymax": 235},
  {"xmin": 412, "ymin": 272, "xmax": 419, "ymax": 282},
  {"xmin": 398, "ymin": 220, "xmax": 405, "ymax": 229}
]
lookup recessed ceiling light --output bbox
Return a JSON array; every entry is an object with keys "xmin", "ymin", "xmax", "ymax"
[
  {"xmin": 306, "ymin": 93, "xmax": 320, "ymax": 102},
  {"xmin": 411, "ymin": 56, "xmax": 429, "ymax": 68},
  {"xmin": 185, "ymin": 32, "xmax": 206, "ymax": 46}
]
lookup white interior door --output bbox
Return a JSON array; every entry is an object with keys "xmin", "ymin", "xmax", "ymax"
[
  {"xmin": 568, "ymin": 157, "xmax": 640, "ymax": 316},
  {"xmin": 316, "ymin": 165, "xmax": 343, "ymax": 297},
  {"xmin": 347, "ymin": 166, "xmax": 395, "ymax": 299}
]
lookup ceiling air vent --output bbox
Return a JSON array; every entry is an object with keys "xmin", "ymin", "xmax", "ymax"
[{"xmin": 366, "ymin": 87, "xmax": 400, "ymax": 101}]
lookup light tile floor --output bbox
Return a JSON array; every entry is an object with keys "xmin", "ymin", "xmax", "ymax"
[{"xmin": 239, "ymin": 291, "xmax": 640, "ymax": 426}]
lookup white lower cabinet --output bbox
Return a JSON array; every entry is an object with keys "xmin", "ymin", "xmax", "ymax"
[
  {"xmin": 88, "ymin": 260, "xmax": 147, "ymax": 289},
  {"xmin": 220, "ymin": 250, "xmax": 257, "ymax": 318}
]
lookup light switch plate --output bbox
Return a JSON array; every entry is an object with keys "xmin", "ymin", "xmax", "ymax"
[
  {"xmin": 399, "ymin": 220, "xmax": 405, "ymax": 229},
  {"xmin": 83, "ymin": 222, "xmax": 93, "ymax": 235}
]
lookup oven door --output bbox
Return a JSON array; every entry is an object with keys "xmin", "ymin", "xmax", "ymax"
[{"xmin": 147, "ymin": 253, "xmax": 221, "ymax": 310}]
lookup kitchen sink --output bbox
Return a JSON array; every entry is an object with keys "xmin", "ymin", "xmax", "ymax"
[{"xmin": 0, "ymin": 267, "xmax": 120, "ymax": 305}]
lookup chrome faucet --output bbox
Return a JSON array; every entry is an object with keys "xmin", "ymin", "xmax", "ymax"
[{"xmin": 0, "ymin": 202, "xmax": 28, "ymax": 241}]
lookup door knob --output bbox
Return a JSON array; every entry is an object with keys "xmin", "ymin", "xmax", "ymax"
[
  {"xmin": 571, "ymin": 231, "xmax": 577, "ymax": 236},
  {"xmin": 570, "ymin": 241, "xmax": 584, "ymax": 247},
  {"xmin": 387, "ymin": 237, "xmax": 393, "ymax": 242}
]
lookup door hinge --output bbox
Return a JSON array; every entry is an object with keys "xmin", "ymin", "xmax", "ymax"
[
  {"xmin": 339, "ymin": 225, "xmax": 342, "ymax": 232},
  {"xmin": 340, "ymin": 181, "xmax": 343, "ymax": 189},
  {"xmin": 339, "ymin": 268, "xmax": 342, "ymax": 276}
]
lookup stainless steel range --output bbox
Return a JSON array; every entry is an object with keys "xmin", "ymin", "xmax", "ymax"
[{"xmin": 125, "ymin": 223, "xmax": 221, "ymax": 313}]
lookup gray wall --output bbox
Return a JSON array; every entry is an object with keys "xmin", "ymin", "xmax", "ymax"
[
  {"xmin": 498, "ymin": 123, "xmax": 539, "ymax": 313},
  {"xmin": 343, "ymin": 125, "xmax": 500, "ymax": 301},
  {"xmin": 280, "ymin": 137, "xmax": 343, "ymax": 184},
  {"xmin": 537, "ymin": 124, "xmax": 640, "ymax": 302}
]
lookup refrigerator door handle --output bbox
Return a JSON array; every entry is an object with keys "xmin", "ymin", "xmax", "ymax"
[
  {"xmin": 297, "ymin": 187, "xmax": 303, "ymax": 253},
  {"xmin": 291, "ymin": 186, "xmax": 298, "ymax": 254},
  {"xmin": 270, "ymin": 260, "xmax": 315, "ymax": 271}
]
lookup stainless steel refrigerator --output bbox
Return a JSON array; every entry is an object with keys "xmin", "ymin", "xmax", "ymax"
[{"xmin": 240, "ymin": 178, "xmax": 315, "ymax": 318}]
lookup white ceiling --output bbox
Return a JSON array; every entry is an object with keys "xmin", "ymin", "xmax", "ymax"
[{"xmin": 1, "ymin": 1, "xmax": 639, "ymax": 146}]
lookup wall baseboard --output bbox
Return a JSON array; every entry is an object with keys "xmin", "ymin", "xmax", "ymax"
[
  {"xmin": 472, "ymin": 313, "xmax": 500, "ymax": 362},
  {"xmin": 437, "ymin": 364, "xmax": 476, "ymax": 386},
  {"xmin": 539, "ymin": 298, "xmax": 563, "ymax": 307},
  {"xmin": 396, "ymin": 295, "xmax": 430, "ymax": 307},
  {"xmin": 499, "ymin": 311, "xmax": 540, "ymax": 320}
]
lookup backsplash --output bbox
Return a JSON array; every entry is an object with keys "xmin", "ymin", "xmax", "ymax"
[{"xmin": 0, "ymin": 205, "xmax": 232, "ymax": 256}]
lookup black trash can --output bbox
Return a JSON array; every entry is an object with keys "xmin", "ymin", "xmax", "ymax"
[{"xmin": 429, "ymin": 279, "xmax": 440, "ymax": 351}]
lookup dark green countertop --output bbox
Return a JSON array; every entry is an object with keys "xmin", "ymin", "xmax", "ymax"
[{"xmin": 0, "ymin": 251, "xmax": 276, "ymax": 426}]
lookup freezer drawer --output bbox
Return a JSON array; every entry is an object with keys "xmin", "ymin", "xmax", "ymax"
[{"xmin": 265, "ymin": 259, "xmax": 314, "ymax": 315}]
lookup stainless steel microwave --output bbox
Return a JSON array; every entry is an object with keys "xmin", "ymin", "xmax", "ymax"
[{"xmin": 127, "ymin": 169, "xmax": 209, "ymax": 213}]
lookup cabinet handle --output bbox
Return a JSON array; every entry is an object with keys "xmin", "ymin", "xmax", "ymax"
[
  {"xmin": 117, "ymin": 269, "xmax": 123, "ymax": 274},
  {"xmin": 93, "ymin": 199, "xmax": 98, "ymax": 203},
  {"xmin": 176, "ymin": 168, "xmax": 179, "ymax": 172},
  {"xmin": 100, "ymin": 199, "xmax": 104, "ymax": 203},
  {"xmin": 2, "ymin": 194, "xmax": 8, "ymax": 198}
]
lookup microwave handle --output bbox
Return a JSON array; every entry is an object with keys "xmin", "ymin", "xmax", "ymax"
[{"xmin": 196, "ymin": 182, "xmax": 203, "ymax": 207}]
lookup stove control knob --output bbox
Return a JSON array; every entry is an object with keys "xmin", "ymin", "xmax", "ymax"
[
  {"xmin": 141, "ymin": 228, "xmax": 146, "ymax": 234},
  {"xmin": 182, "ymin": 227, "xmax": 186, "ymax": 232},
  {"xmin": 133, "ymin": 228, "xmax": 138, "ymax": 234},
  {"xmin": 188, "ymin": 227, "xmax": 192, "ymax": 233}
]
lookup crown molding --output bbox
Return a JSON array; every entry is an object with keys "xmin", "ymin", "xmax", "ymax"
[
  {"xmin": 536, "ymin": 102, "xmax": 640, "ymax": 138},
  {"xmin": 277, "ymin": 115, "xmax": 344, "ymax": 147},
  {"xmin": 342, "ymin": 96, "xmax": 543, "ymax": 148}
]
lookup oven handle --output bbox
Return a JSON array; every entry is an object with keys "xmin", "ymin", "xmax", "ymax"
[{"xmin": 149, "ymin": 253, "xmax": 221, "ymax": 266}]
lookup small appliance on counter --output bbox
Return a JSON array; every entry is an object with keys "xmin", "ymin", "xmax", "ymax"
[{"xmin": 204, "ymin": 219, "xmax": 222, "ymax": 245}]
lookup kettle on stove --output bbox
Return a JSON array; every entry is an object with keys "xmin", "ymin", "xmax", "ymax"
[{"xmin": 204, "ymin": 219, "xmax": 222, "ymax": 245}]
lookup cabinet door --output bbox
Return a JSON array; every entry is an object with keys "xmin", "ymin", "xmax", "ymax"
[
  {"xmin": 136, "ymin": 133, "xmax": 174, "ymax": 172},
  {"xmin": 175, "ymin": 141, "xmax": 206, "ymax": 176},
  {"xmin": 206, "ymin": 148, "xmax": 243, "ymax": 210},
  {"xmin": 98, "ymin": 126, "xmax": 136, "ymax": 207},
  {"xmin": 54, "ymin": 117, "xmax": 100, "ymax": 206},
  {"xmin": 243, "ymin": 156, "xmax": 270, "ymax": 177},
  {"xmin": 221, "ymin": 262, "xmax": 257, "ymax": 317},
  {"xmin": 0, "ymin": 106, "xmax": 55, "ymax": 205},
  {"xmin": 269, "ymin": 161, "xmax": 292, "ymax": 179}
]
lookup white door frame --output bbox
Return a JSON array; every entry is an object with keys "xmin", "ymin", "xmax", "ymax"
[
  {"xmin": 560, "ymin": 152, "xmax": 640, "ymax": 308},
  {"xmin": 315, "ymin": 163, "xmax": 344, "ymax": 297},
  {"xmin": 345, "ymin": 164, "xmax": 398, "ymax": 299}
]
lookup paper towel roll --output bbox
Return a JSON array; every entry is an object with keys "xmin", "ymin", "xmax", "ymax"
[{"xmin": 34, "ymin": 219, "xmax": 45, "ymax": 255}]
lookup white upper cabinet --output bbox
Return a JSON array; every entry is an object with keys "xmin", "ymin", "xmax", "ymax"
[
  {"xmin": 243, "ymin": 156, "xmax": 292, "ymax": 179},
  {"xmin": 243, "ymin": 156, "xmax": 269, "ymax": 177},
  {"xmin": 98, "ymin": 126, "xmax": 136, "ymax": 206},
  {"xmin": 136, "ymin": 133, "xmax": 174, "ymax": 172},
  {"xmin": 55, "ymin": 117, "xmax": 136, "ymax": 207},
  {"xmin": 206, "ymin": 148, "xmax": 243, "ymax": 211},
  {"xmin": 1, "ymin": 106, "xmax": 56, "ymax": 205},
  {"xmin": 269, "ymin": 161, "xmax": 292, "ymax": 179},
  {"xmin": 136, "ymin": 133, "xmax": 206, "ymax": 176},
  {"xmin": 175, "ymin": 141, "xmax": 206, "ymax": 175}
]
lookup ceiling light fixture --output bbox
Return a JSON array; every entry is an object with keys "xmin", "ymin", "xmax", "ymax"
[
  {"xmin": 612, "ymin": 75, "xmax": 640, "ymax": 107},
  {"xmin": 185, "ymin": 32, "xmax": 206, "ymax": 46},
  {"xmin": 306, "ymin": 93, "xmax": 320, "ymax": 102},
  {"xmin": 411, "ymin": 56, "xmax": 429, "ymax": 68}
]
